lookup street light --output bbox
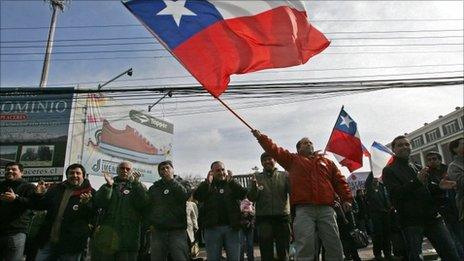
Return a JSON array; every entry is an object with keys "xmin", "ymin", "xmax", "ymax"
[{"xmin": 97, "ymin": 68, "xmax": 133, "ymax": 90}]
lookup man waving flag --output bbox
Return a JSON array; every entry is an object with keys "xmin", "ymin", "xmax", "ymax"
[
  {"xmin": 123, "ymin": 0, "xmax": 330, "ymax": 97},
  {"xmin": 325, "ymin": 107, "xmax": 365, "ymax": 172}
]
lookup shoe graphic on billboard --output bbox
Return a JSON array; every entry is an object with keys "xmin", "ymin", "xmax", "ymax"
[{"xmin": 99, "ymin": 120, "xmax": 166, "ymax": 164}]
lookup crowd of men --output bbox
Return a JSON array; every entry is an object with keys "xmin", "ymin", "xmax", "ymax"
[{"xmin": 0, "ymin": 131, "xmax": 463, "ymax": 261}]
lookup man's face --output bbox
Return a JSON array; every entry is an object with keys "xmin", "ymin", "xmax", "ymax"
[
  {"xmin": 297, "ymin": 138, "xmax": 314, "ymax": 156},
  {"xmin": 211, "ymin": 162, "xmax": 227, "ymax": 181},
  {"xmin": 393, "ymin": 138, "xmax": 411, "ymax": 159},
  {"xmin": 4, "ymin": 165, "xmax": 22, "ymax": 181},
  {"xmin": 261, "ymin": 156, "xmax": 276, "ymax": 172},
  {"xmin": 426, "ymin": 154, "xmax": 441, "ymax": 168},
  {"xmin": 159, "ymin": 164, "xmax": 174, "ymax": 181},
  {"xmin": 117, "ymin": 162, "xmax": 132, "ymax": 181},
  {"xmin": 66, "ymin": 167, "xmax": 84, "ymax": 186}
]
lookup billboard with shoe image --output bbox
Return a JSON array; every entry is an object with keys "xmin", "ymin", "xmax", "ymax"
[{"xmin": 81, "ymin": 93, "xmax": 173, "ymax": 183}]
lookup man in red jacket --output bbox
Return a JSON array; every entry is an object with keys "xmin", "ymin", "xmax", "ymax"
[{"xmin": 252, "ymin": 130, "xmax": 353, "ymax": 260}]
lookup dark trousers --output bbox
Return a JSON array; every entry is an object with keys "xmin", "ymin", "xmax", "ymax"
[
  {"xmin": 403, "ymin": 220, "xmax": 460, "ymax": 261},
  {"xmin": 256, "ymin": 219, "xmax": 290, "ymax": 261},
  {"xmin": 371, "ymin": 211, "xmax": 392, "ymax": 258}
]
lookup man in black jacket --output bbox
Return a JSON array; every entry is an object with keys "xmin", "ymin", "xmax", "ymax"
[
  {"xmin": 0, "ymin": 162, "xmax": 35, "ymax": 261},
  {"xmin": 194, "ymin": 161, "xmax": 247, "ymax": 261},
  {"xmin": 31, "ymin": 163, "xmax": 95, "ymax": 261},
  {"xmin": 382, "ymin": 136, "xmax": 459, "ymax": 261},
  {"xmin": 365, "ymin": 172, "xmax": 392, "ymax": 260},
  {"xmin": 146, "ymin": 160, "xmax": 190, "ymax": 261}
]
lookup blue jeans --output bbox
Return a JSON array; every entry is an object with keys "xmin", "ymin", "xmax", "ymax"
[
  {"xmin": 35, "ymin": 242, "xmax": 82, "ymax": 261},
  {"xmin": 150, "ymin": 229, "xmax": 190, "ymax": 261},
  {"xmin": 204, "ymin": 225, "xmax": 241, "ymax": 261},
  {"xmin": 0, "ymin": 233, "xmax": 26, "ymax": 261},
  {"xmin": 240, "ymin": 228, "xmax": 254, "ymax": 261},
  {"xmin": 403, "ymin": 220, "xmax": 460, "ymax": 261}
]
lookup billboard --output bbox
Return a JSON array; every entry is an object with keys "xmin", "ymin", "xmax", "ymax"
[
  {"xmin": 0, "ymin": 88, "xmax": 74, "ymax": 182},
  {"xmin": 81, "ymin": 94, "xmax": 173, "ymax": 183}
]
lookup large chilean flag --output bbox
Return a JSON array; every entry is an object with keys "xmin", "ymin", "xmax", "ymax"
[
  {"xmin": 325, "ymin": 107, "xmax": 364, "ymax": 172},
  {"xmin": 123, "ymin": 0, "xmax": 330, "ymax": 97}
]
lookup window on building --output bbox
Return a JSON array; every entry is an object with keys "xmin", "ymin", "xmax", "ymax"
[
  {"xmin": 425, "ymin": 128, "xmax": 441, "ymax": 143},
  {"xmin": 411, "ymin": 136, "xmax": 424, "ymax": 149},
  {"xmin": 442, "ymin": 120, "xmax": 460, "ymax": 136},
  {"xmin": 461, "ymin": 115, "xmax": 464, "ymax": 129}
]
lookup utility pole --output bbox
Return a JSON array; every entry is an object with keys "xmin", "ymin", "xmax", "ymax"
[{"xmin": 39, "ymin": 0, "xmax": 69, "ymax": 89}]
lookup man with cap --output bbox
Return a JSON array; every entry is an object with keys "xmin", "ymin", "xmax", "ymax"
[
  {"xmin": 248, "ymin": 152, "xmax": 291, "ymax": 260},
  {"xmin": 146, "ymin": 160, "xmax": 190, "ymax": 261}
]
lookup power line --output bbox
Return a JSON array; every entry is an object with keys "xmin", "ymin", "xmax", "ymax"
[
  {"xmin": 45, "ymin": 63, "xmax": 463, "ymax": 87},
  {"xmin": 1, "ymin": 29, "xmax": 462, "ymax": 44},
  {"xmin": 1, "ymin": 18, "xmax": 462, "ymax": 30},
  {"xmin": 2, "ymin": 42, "xmax": 463, "ymax": 56},
  {"xmin": 2, "ymin": 35, "xmax": 463, "ymax": 49}
]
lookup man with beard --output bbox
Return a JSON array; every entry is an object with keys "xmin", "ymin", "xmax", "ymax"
[
  {"xmin": 382, "ymin": 136, "xmax": 459, "ymax": 261},
  {"xmin": 31, "ymin": 163, "xmax": 95, "ymax": 261},
  {"xmin": 92, "ymin": 161, "xmax": 147, "ymax": 261},
  {"xmin": 0, "ymin": 162, "xmax": 36, "ymax": 261},
  {"xmin": 248, "ymin": 152, "xmax": 291, "ymax": 260},
  {"xmin": 251, "ymin": 130, "xmax": 352, "ymax": 261},
  {"xmin": 193, "ymin": 161, "xmax": 247, "ymax": 261}
]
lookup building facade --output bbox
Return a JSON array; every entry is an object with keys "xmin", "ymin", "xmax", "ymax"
[{"xmin": 402, "ymin": 106, "xmax": 464, "ymax": 166}]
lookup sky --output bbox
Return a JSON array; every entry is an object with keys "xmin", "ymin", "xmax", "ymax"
[{"xmin": 1, "ymin": 0, "xmax": 463, "ymax": 180}]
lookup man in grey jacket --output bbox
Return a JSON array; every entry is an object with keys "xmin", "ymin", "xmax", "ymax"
[
  {"xmin": 447, "ymin": 137, "xmax": 464, "ymax": 222},
  {"xmin": 248, "ymin": 152, "xmax": 291, "ymax": 260}
]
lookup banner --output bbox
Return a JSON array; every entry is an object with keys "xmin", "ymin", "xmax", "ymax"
[
  {"xmin": 346, "ymin": 171, "xmax": 370, "ymax": 195},
  {"xmin": 0, "ymin": 88, "xmax": 74, "ymax": 182},
  {"xmin": 81, "ymin": 94, "xmax": 173, "ymax": 183}
]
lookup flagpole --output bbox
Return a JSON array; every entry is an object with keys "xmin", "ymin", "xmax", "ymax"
[
  {"xmin": 323, "ymin": 105, "xmax": 344, "ymax": 154},
  {"xmin": 214, "ymin": 96, "xmax": 254, "ymax": 130}
]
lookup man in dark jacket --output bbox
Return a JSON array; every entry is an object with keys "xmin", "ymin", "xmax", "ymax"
[
  {"xmin": 426, "ymin": 151, "xmax": 464, "ymax": 258},
  {"xmin": 146, "ymin": 160, "xmax": 189, "ymax": 261},
  {"xmin": 248, "ymin": 152, "xmax": 291, "ymax": 261},
  {"xmin": 0, "ymin": 162, "xmax": 36, "ymax": 261},
  {"xmin": 91, "ymin": 161, "xmax": 147, "ymax": 261},
  {"xmin": 193, "ymin": 161, "xmax": 247, "ymax": 261},
  {"xmin": 365, "ymin": 172, "xmax": 392, "ymax": 260},
  {"xmin": 31, "ymin": 163, "xmax": 95, "ymax": 261},
  {"xmin": 382, "ymin": 135, "xmax": 459, "ymax": 261}
]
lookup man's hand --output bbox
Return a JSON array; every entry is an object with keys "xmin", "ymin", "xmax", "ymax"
[
  {"xmin": 132, "ymin": 171, "xmax": 142, "ymax": 182},
  {"xmin": 0, "ymin": 188, "xmax": 16, "ymax": 202},
  {"xmin": 80, "ymin": 192, "xmax": 92, "ymax": 204},
  {"xmin": 35, "ymin": 180, "xmax": 47, "ymax": 194},
  {"xmin": 439, "ymin": 179, "xmax": 457, "ymax": 190},
  {"xmin": 226, "ymin": 170, "xmax": 233, "ymax": 181},
  {"xmin": 206, "ymin": 171, "xmax": 213, "ymax": 184},
  {"xmin": 417, "ymin": 167, "xmax": 429, "ymax": 184},
  {"xmin": 103, "ymin": 172, "xmax": 114, "ymax": 186},
  {"xmin": 251, "ymin": 129, "xmax": 262, "ymax": 139},
  {"xmin": 342, "ymin": 201, "xmax": 352, "ymax": 213}
]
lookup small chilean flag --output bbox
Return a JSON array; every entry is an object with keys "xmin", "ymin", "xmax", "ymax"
[
  {"xmin": 123, "ymin": 0, "xmax": 330, "ymax": 97},
  {"xmin": 369, "ymin": 141, "xmax": 394, "ymax": 178},
  {"xmin": 325, "ymin": 107, "xmax": 364, "ymax": 172}
]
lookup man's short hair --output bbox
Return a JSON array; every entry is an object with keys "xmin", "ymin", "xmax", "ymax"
[
  {"xmin": 260, "ymin": 152, "xmax": 273, "ymax": 162},
  {"xmin": 391, "ymin": 135, "xmax": 407, "ymax": 149},
  {"xmin": 158, "ymin": 160, "xmax": 173, "ymax": 172},
  {"xmin": 449, "ymin": 137, "xmax": 464, "ymax": 156},
  {"xmin": 426, "ymin": 151, "xmax": 442, "ymax": 160},
  {"xmin": 66, "ymin": 163, "xmax": 86, "ymax": 177},
  {"xmin": 210, "ymin": 161, "xmax": 223, "ymax": 170},
  {"xmin": 296, "ymin": 138, "xmax": 308, "ymax": 151},
  {"xmin": 5, "ymin": 162, "xmax": 24, "ymax": 172}
]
